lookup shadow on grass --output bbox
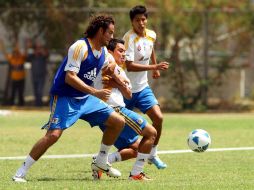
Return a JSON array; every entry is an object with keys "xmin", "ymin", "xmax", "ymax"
[{"xmin": 34, "ymin": 170, "xmax": 127, "ymax": 182}]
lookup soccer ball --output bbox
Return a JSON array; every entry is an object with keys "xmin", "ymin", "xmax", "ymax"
[{"xmin": 187, "ymin": 129, "xmax": 211, "ymax": 152}]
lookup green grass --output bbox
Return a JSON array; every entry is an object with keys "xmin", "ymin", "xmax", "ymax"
[{"xmin": 1, "ymin": 111, "xmax": 254, "ymax": 189}]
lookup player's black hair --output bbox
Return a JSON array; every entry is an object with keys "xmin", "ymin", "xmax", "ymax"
[
  {"xmin": 107, "ymin": 38, "xmax": 125, "ymax": 51},
  {"xmin": 85, "ymin": 15, "xmax": 115, "ymax": 38},
  {"xmin": 129, "ymin": 5, "xmax": 148, "ymax": 21}
]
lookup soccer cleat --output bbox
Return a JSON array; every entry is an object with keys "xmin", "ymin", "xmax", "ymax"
[
  {"xmin": 148, "ymin": 156, "xmax": 167, "ymax": 169},
  {"xmin": 129, "ymin": 172, "xmax": 152, "ymax": 181},
  {"xmin": 91, "ymin": 160, "xmax": 121, "ymax": 178},
  {"xmin": 12, "ymin": 175, "xmax": 27, "ymax": 183},
  {"xmin": 92, "ymin": 169, "xmax": 103, "ymax": 180}
]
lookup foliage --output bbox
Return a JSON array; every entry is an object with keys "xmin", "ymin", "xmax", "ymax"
[
  {"xmin": 1, "ymin": 1, "xmax": 254, "ymax": 110},
  {"xmin": 157, "ymin": 0, "xmax": 254, "ymax": 110}
]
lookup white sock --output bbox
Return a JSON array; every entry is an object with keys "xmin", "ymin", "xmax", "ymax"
[
  {"xmin": 108, "ymin": 152, "xmax": 122, "ymax": 164},
  {"xmin": 130, "ymin": 152, "xmax": 149, "ymax": 176},
  {"xmin": 15, "ymin": 155, "xmax": 36, "ymax": 177},
  {"xmin": 149, "ymin": 145, "xmax": 158, "ymax": 159},
  {"xmin": 96, "ymin": 143, "xmax": 111, "ymax": 165}
]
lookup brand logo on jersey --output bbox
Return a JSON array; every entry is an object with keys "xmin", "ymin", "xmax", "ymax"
[
  {"xmin": 137, "ymin": 45, "xmax": 141, "ymax": 51},
  {"xmin": 116, "ymin": 68, "xmax": 121, "ymax": 75},
  {"xmin": 138, "ymin": 56, "xmax": 149, "ymax": 61},
  {"xmin": 137, "ymin": 118, "xmax": 143, "ymax": 125},
  {"xmin": 68, "ymin": 64, "xmax": 79, "ymax": 69},
  {"xmin": 51, "ymin": 117, "xmax": 60, "ymax": 124},
  {"xmin": 84, "ymin": 68, "xmax": 97, "ymax": 81}
]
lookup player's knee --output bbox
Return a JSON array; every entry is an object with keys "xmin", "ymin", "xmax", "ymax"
[
  {"xmin": 130, "ymin": 149, "xmax": 138, "ymax": 158},
  {"xmin": 149, "ymin": 127, "xmax": 157, "ymax": 142},
  {"xmin": 107, "ymin": 113, "xmax": 125, "ymax": 131},
  {"xmin": 115, "ymin": 114, "xmax": 125, "ymax": 129},
  {"xmin": 45, "ymin": 132, "xmax": 61, "ymax": 145},
  {"xmin": 143, "ymin": 125, "xmax": 157, "ymax": 141}
]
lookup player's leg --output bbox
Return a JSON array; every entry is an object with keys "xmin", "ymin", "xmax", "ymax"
[
  {"xmin": 12, "ymin": 96, "xmax": 79, "ymax": 182},
  {"xmin": 146, "ymin": 105, "xmax": 167, "ymax": 169},
  {"xmin": 137, "ymin": 86, "xmax": 167, "ymax": 169},
  {"xmin": 146, "ymin": 105, "xmax": 162, "ymax": 146},
  {"xmin": 92, "ymin": 111, "xmax": 124, "ymax": 177},
  {"xmin": 118, "ymin": 140, "xmax": 139, "ymax": 161},
  {"xmin": 104, "ymin": 139, "xmax": 139, "ymax": 164},
  {"xmin": 12, "ymin": 129, "xmax": 63, "ymax": 182},
  {"xmin": 114, "ymin": 107, "xmax": 157, "ymax": 180},
  {"xmin": 129, "ymin": 124, "xmax": 156, "ymax": 181},
  {"xmin": 80, "ymin": 96, "xmax": 125, "ymax": 178},
  {"xmin": 91, "ymin": 140, "xmax": 139, "ymax": 180}
]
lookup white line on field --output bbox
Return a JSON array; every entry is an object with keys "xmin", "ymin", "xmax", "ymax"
[{"xmin": 1, "ymin": 147, "xmax": 254, "ymax": 160}]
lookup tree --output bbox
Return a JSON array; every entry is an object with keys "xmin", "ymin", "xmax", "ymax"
[{"xmin": 157, "ymin": 0, "xmax": 253, "ymax": 110}]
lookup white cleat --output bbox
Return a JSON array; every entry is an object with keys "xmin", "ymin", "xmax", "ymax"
[
  {"xmin": 12, "ymin": 175, "xmax": 27, "ymax": 183},
  {"xmin": 91, "ymin": 160, "xmax": 121, "ymax": 178}
]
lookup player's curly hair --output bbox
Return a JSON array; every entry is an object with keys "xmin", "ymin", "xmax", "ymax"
[{"xmin": 84, "ymin": 15, "xmax": 115, "ymax": 38}]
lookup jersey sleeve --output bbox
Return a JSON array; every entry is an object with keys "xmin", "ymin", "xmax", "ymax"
[
  {"xmin": 101, "ymin": 47, "xmax": 111, "ymax": 69},
  {"xmin": 123, "ymin": 33, "xmax": 135, "ymax": 62},
  {"xmin": 115, "ymin": 65, "xmax": 132, "ymax": 90},
  {"xmin": 64, "ymin": 40, "xmax": 88, "ymax": 73}
]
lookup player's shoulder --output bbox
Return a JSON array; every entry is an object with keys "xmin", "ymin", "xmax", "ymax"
[
  {"xmin": 105, "ymin": 50, "xmax": 115, "ymax": 62},
  {"xmin": 123, "ymin": 29, "xmax": 137, "ymax": 41},
  {"xmin": 145, "ymin": 29, "xmax": 156, "ymax": 41},
  {"xmin": 69, "ymin": 39, "xmax": 88, "ymax": 51}
]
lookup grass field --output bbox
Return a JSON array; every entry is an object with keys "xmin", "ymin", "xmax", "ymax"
[{"xmin": 0, "ymin": 110, "xmax": 254, "ymax": 190}]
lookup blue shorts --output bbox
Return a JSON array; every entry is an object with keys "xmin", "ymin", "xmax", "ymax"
[
  {"xmin": 99, "ymin": 107, "xmax": 147, "ymax": 150},
  {"xmin": 124, "ymin": 86, "xmax": 158, "ymax": 113},
  {"xmin": 43, "ymin": 95, "xmax": 114, "ymax": 130}
]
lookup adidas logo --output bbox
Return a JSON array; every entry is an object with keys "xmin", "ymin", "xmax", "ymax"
[{"xmin": 84, "ymin": 68, "xmax": 97, "ymax": 81}]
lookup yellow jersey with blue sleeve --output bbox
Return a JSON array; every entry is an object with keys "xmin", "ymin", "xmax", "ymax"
[{"xmin": 123, "ymin": 29, "xmax": 156, "ymax": 93}]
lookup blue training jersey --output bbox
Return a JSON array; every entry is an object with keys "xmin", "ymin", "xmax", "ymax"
[{"xmin": 50, "ymin": 38, "xmax": 105, "ymax": 97}]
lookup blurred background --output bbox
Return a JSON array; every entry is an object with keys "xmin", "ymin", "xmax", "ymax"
[{"xmin": 1, "ymin": 0, "xmax": 254, "ymax": 111}]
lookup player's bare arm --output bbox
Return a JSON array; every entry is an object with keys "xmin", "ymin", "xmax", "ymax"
[
  {"xmin": 102, "ymin": 62, "xmax": 127, "ymax": 87},
  {"xmin": 65, "ymin": 71, "xmax": 111, "ymax": 100},
  {"xmin": 150, "ymin": 48, "xmax": 170, "ymax": 79},
  {"xmin": 102, "ymin": 76, "xmax": 132, "ymax": 99},
  {"xmin": 126, "ymin": 59, "xmax": 169, "ymax": 72}
]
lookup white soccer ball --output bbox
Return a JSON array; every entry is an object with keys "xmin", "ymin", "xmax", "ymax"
[{"xmin": 187, "ymin": 129, "xmax": 211, "ymax": 152}]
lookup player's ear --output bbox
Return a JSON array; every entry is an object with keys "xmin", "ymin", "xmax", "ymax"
[{"xmin": 99, "ymin": 27, "xmax": 104, "ymax": 35}]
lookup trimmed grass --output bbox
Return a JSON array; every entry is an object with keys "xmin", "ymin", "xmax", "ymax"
[{"xmin": 0, "ymin": 111, "xmax": 254, "ymax": 189}]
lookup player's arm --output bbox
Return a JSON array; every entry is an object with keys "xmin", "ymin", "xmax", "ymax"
[
  {"xmin": 117, "ymin": 81, "xmax": 132, "ymax": 99},
  {"xmin": 150, "ymin": 48, "xmax": 170, "ymax": 79},
  {"xmin": 102, "ymin": 58, "xmax": 127, "ymax": 88},
  {"xmin": 126, "ymin": 50, "xmax": 169, "ymax": 72},
  {"xmin": 64, "ymin": 41, "xmax": 111, "ymax": 100},
  {"xmin": 103, "ymin": 76, "xmax": 132, "ymax": 99},
  {"xmin": 65, "ymin": 71, "xmax": 111, "ymax": 100},
  {"xmin": 124, "ymin": 38, "xmax": 169, "ymax": 72}
]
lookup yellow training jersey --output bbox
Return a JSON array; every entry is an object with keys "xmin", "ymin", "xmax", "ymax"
[{"xmin": 123, "ymin": 28, "xmax": 156, "ymax": 93}]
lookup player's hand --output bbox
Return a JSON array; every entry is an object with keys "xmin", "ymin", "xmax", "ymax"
[
  {"xmin": 93, "ymin": 89, "xmax": 111, "ymax": 100},
  {"xmin": 102, "ymin": 77, "xmax": 118, "ymax": 88},
  {"xmin": 152, "ymin": 70, "xmax": 160, "ymax": 79},
  {"xmin": 155, "ymin": 62, "xmax": 169, "ymax": 70}
]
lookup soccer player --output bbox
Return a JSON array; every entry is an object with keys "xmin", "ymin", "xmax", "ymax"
[
  {"xmin": 92, "ymin": 38, "xmax": 157, "ymax": 180},
  {"xmin": 12, "ymin": 15, "xmax": 126, "ymax": 183},
  {"xmin": 123, "ymin": 5, "xmax": 169, "ymax": 169}
]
